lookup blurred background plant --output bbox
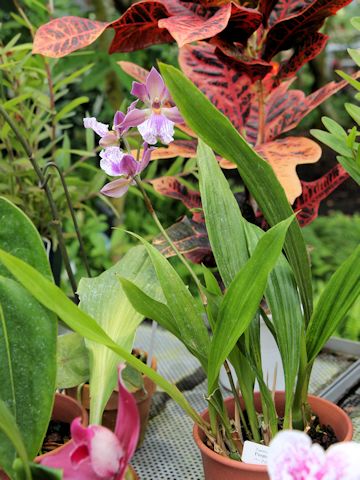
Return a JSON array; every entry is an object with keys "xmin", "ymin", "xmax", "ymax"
[{"xmin": 0, "ymin": 0, "xmax": 359, "ymax": 338}]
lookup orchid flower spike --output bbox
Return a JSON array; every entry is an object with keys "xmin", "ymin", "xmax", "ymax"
[
  {"xmin": 99, "ymin": 143, "xmax": 154, "ymax": 198},
  {"xmin": 40, "ymin": 365, "xmax": 140, "ymax": 480},
  {"xmin": 268, "ymin": 430, "xmax": 360, "ymax": 480},
  {"xmin": 84, "ymin": 103, "xmax": 136, "ymax": 147},
  {"xmin": 121, "ymin": 67, "xmax": 183, "ymax": 145}
]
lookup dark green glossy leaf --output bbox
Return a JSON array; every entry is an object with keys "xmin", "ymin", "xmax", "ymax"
[{"xmin": 56, "ymin": 333, "xmax": 89, "ymax": 389}]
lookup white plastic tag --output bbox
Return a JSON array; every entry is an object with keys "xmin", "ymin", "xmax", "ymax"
[{"xmin": 242, "ymin": 440, "xmax": 269, "ymax": 465}]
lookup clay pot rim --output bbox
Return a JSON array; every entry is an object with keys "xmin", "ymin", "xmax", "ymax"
[
  {"xmin": 193, "ymin": 391, "xmax": 353, "ymax": 473},
  {"xmin": 35, "ymin": 392, "xmax": 88, "ymax": 462}
]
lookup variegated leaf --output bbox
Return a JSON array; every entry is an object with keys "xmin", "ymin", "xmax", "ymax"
[
  {"xmin": 33, "ymin": 16, "xmax": 110, "ymax": 57},
  {"xmin": 109, "ymin": 1, "xmax": 173, "ymax": 53},
  {"xmin": 264, "ymin": 0, "xmax": 353, "ymax": 61},
  {"xmin": 158, "ymin": 2, "xmax": 231, "ymax": 47}
]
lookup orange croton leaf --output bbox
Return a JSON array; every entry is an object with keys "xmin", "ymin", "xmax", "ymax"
[
  {"xmin": 33, "ymin": 16, "xmax": 110, "ymax": 57},
  {"xmin": 220, "ymin": 137, "xmax": 322, "ymax": 204}
]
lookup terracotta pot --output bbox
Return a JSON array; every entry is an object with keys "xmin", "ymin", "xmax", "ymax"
[
  {"xmin": 193, "ymin": 392, "xmax": 353, "ymax": 480},
  {"xmin": 66, "ymin": 351, "xmax": 157, "ymax": 446},
  {"xmin": 35, "ymin": 392, "xmax": 88, "ymax": 462}
]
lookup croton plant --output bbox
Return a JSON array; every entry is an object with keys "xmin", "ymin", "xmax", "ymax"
[{"xmin": 33, "ymin": 0, "xmax": 357, "ymax": 263}]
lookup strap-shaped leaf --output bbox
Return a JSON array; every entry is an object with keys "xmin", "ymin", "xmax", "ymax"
[
  {"xmin": 208, "ymin": 215, "xmax": 294, "ymax": 392},
  {"xmin": 118, "ymin": 277, "xmax": 180, "ymax": 338},
  {"xmin": 128, "ymin": 234, "xmax": 209, "ymax": 370},
  {"xmin": 197, "ymin": 140, "xmax": 248, "ymax": 287},
  {"xmin": 159, "ymin": 63, "xmax": 313, "ymax": 322},
  {"xmin": 306, "ymin": 244, "xmax": 360, "ymax": 363}
]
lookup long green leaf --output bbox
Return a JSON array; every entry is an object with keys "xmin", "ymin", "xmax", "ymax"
[
  {"xmin": 0, "ymin": 399, "xmax": 31, "ymax": 480},
  {"xmin": 197, "ymin": 140, "xmax": 248, "ymax": 286},
  {"xmin": 208, "ymin": 216, "xmax": 294, "ymax": 392},
  {"xmin": 159, "ymin": 63, "xmax": 313, "ymax": 322},
  {"xmin": 0, "ymin": 249, "xmax": 204, "ymax": 427},
  {"xmin": 128, "ymin": 234, "xmax": 209, "ymax": 369},
  {"xmin": 306, "ymin": 244, "xmax": 360, "ymax": 363},
  {"xmin": 78, "ymin": 245, "xmax": 163, "ymax": 424}
]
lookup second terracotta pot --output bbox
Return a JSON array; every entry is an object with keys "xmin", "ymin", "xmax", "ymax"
[
  {"xmin": 67, "ymin": 353, "xmax": 157, "ymax": 446},
  {"xmin": 193, "ymin": 392, "xmax": 353, "ymax": 480}
]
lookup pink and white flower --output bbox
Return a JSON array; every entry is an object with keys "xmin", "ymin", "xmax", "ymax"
[
  {"xmin": 99, "ymin": 143, "xmax": 154, "ymax": 198},
  {"xmin": 40, "ymin": 365, "xmax": 140, "ymax": 480},
  {"xmin": 268, "ymin": 430, "xmax": 360, "ymax": 480},
  {"xmin": 121, "ymin": 67, "xmax": 183, "ymax": 145}
]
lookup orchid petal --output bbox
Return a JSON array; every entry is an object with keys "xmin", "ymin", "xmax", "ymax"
[
  {"xmin": 138, "ymin": 114, "xmax": 175, "ymax": 145},
  {"xmin": 87, "ymin": 425, "xmax": 124, "ymax": 478},
  {"xmin": 121, "ymin": 108, "xmax": 148, "ymax": 130},
  {"xmin": 137, "ymin": 143, "xmax": 155, "ymax": 174},
  {"xmin": 70, "ymin": 444, "xmax": 89, "ymax": 465},
  {"xmin": 131, "ymin": 82, "xmax": 149, "ymax": 104},
  {"xmin": 146, "ymin": 67, "xmax": 166, "ymax": 102},
  {"xmin": 113, "ymin": 110, "xmax": 125, "ymax": 131},
  {"xmin": 99, "ymin": 132, "xmax": 118, "ymax": 147},
  {"xmin": 83, "ymin": 117, "xmax": 109, "ymax": 138},
  {"xmin": 100, "ymin": 178, "xmax": 132, "ymax": 198},
  {"xmin": 162, "ymin": 106, "xmax": 184, "ymax": 124},
  {"xmin": 99, "ymin": 147, "xmax": 126, "ymax": 176},
  {"xmin": 119, "ymin": 154, "xmax": 140, "ymax": 177},
  {"xmin": 324, "ymin": 442, "xmax": 360, "ymax": 479},
  {"xmin": 70, "ymin": 417, "xmax": 88, "ymax": 444},
  {"xmin": 115, "ymin": 365, "xmax": 140, "ymax": 464}
]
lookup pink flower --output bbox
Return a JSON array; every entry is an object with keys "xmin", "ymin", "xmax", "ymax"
[
  {"xmin": 84, "ymin": 104, "xmax": 136, "ymax": 147},
  {"xmin": 121, "ymin": 67, "xmax": 183, "ymax": 145},
  {"xmin": 40, "ymin": 365, "xmax": 140, "ymax": 480},
  {"xmin": 268, "ymin": 430, "xmax": 360, "ymax": 480},
  {"xmin": 99, "ymin": 143, "xmax": 154, "ymax": 198}
]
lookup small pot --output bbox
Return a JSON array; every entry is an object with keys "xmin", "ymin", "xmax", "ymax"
[
  {"xmin": 66, "ymin": 351, "xmax": 157, "ymax": 446},
  {"xmin": 193, "ymin": 392, "xmax": 353, "ymax": 480},
  {"xmin": 35, "ymin": 392, "xmax": 88, "ymax": 462}
]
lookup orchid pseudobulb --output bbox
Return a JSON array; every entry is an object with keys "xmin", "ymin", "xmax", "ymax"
[
  {"xmin": 40, "ymin": 365, "xmax": 140, "ymax": 479},
  {"xmin": 268, "ymin": 430, "xmax": 360, "ymax": 480}
]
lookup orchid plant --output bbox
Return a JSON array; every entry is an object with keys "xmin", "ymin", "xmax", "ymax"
[{"xmin": 1, "ymin": 64, "xmax": 359, "ymax": 472}]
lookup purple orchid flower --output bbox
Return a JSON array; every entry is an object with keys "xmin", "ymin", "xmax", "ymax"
[
  {"xmin": 40, "ymin": 365, "xmax": 140, "ymax": 479},
  {"xmin": 121, "ymin": 67, "xmax": 183, "ymax": 145},
  {"xmin": 84, "ymin": 103, "xmax": 136, "ymax": 147},
  {"xmin": 99, "ymin": 143, "xmax": 154, "ymax": 198},
  {"xmin": 267, "ymin": 430, "xmax": 360, "ymax": 480}
]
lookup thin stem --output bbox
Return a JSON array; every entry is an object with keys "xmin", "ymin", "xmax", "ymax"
[
  {"xmin": 0, "ymin": 104, "xmax": 78, "ymax": 297},
  {"xmin": 224, "ymin": 360, "xmax": 252, "ymax": 441},
  {"xmin": 134, "ymin": 175, "xmax": 206, "ymax": 303},
  {"xmin": 42, "ymin": 162, "xmax": 92, "ymax": 277}
]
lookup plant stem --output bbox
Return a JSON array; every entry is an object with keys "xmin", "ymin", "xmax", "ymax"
[
  {"xmin": 256, "ymin": 80, "xmax": 266, "ymax": 146},
  {"xmin": 134, "ymin": 175, "xmax": 206, "ymax": 303},
  {"xmin": 43, "ymin": 162, "xmax": 91, "ymax": 277},
  {"xmin": 0, "ymin": 104, "xmax": 78, "ymax": 297}
]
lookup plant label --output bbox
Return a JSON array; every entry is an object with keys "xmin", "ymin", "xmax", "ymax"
[{"xmin": 242, "ymin": 440, "xmax": 269, "ymax": 465}]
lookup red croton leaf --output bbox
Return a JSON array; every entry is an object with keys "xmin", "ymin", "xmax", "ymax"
[
  {"xmin": 293, "ymin": 164, "xmax": 350, "ymax": 226},
  {"xmin": 212, "ymin": 4, "xmax": 262, "ymax": 46},
  {"xmin": 150, "ymin": 176, "xmax": 203, "ymax": 222},
  {"xmin": 179, "ymin": 42, "xmax": 255, "ymax": 133},
  {"xmin": 153, "ymin": 216, "xmax": 213, "ymax": 265},
  {"xmin": 258, "ymin": 0, "xmax": 278, "ymax": 26},
  {"xmin": 33, "ymin": 16, "xmax": 110, "ymax": 57},
  {"xmin": 109, "ymin": 1, "xmax": 173, "ymax": 53},
  {"xmin": 215, "ymin": 45, "xmax": 273, "ymax": 82},
  {"xmin": 158, "ymin": 2, "xmax": 232, "ymax": 47},
  {"xmin": 245, "ymin": 74, "xmax": 360, "ymax": 144},
  {"xmin": 269, "ymin": 0, "xmax": 313, "ymax": 25},
  {"xmin": 278, "ymin": 31, "xmax": 328, "ymax": 80},
  {"xmin": 264, "ymin": 0, "xmax": 353, "ymax": 61}
]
